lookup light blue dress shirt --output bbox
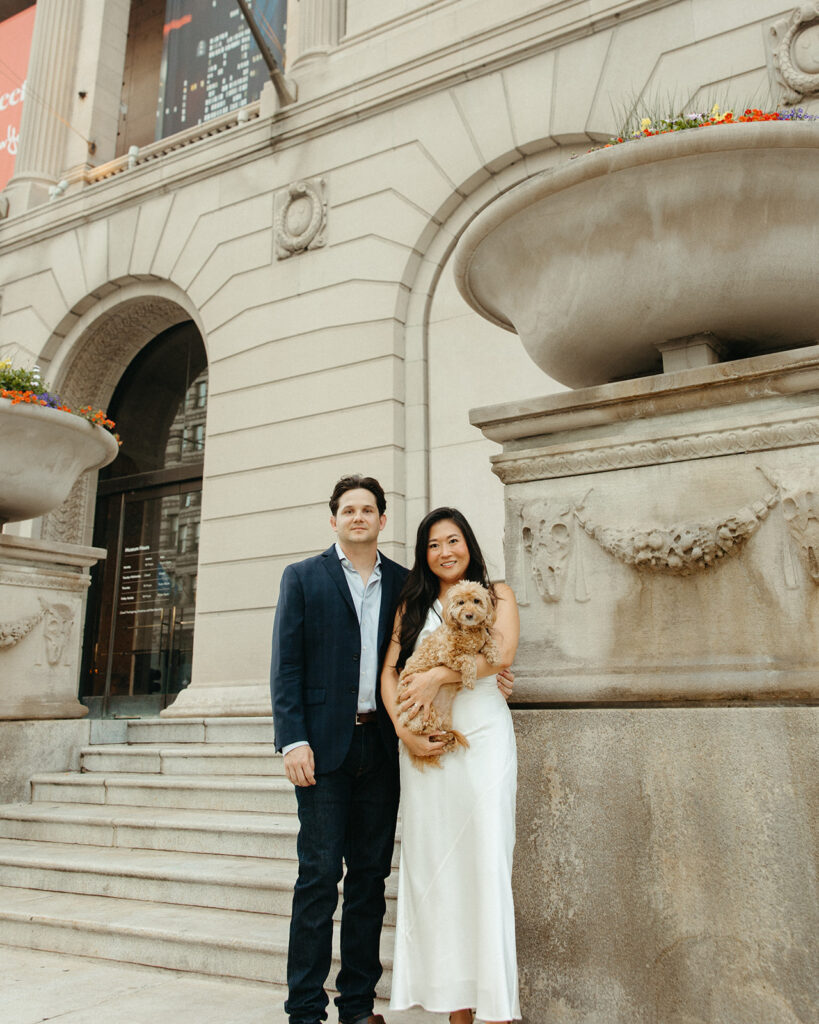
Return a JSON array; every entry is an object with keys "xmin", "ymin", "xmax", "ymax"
[{"xmin": 282, "ymin": 543, "xmax": 382, "ymax": 756}]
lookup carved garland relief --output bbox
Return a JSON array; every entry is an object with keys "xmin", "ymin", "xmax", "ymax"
[
  {"xmin": 0, "ymin": 597, "xmax": 76, "ymax": 663},
  {"xmin": 516, "ymin": 460, "xmax": 819, "ymax": 602},
  {"xmin": 768, "ymin": 4, "xmax": 819, "ymax": 101}
]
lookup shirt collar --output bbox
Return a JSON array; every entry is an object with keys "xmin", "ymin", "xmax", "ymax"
[{"xmin": 335, "ymin": 541, "xmax": 382, "ymax": 571}]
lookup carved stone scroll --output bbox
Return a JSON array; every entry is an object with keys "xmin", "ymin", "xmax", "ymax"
[
  {"xmin": 768, "ymin": 4, "xmax": 819, "ymax": 102},
  {"xmin": 575, "ymin": 492, "xmax": 779, "ymax": 575}
]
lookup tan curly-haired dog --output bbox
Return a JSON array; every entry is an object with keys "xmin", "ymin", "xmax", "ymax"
[{"xmin": 397, "ymin": 580, "xmax": 500, "ymax": 769}]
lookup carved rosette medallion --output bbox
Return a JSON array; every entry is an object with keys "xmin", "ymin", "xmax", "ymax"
[
  {"xmin": 768, "ymin": 4, "xmax": 819, "ymax": 101},
  {"xmin": 275, "ymin": 178, "xmax": 327, "ymax": 259},
  {"xmin": 575, "ymin": 491, "xmax": 779, "ymax": 576}
]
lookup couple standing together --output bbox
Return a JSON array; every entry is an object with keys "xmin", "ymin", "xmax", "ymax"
[{"xmin": 271, "ymin": 475, "xmax": 520, "ymax": 1024}]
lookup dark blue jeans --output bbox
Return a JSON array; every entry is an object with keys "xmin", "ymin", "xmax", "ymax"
[{"xmin": 285, "ymin": 723, "xmax": 400, "ymax": 1024}]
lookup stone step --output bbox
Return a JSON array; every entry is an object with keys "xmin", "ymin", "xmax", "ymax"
[
  {"xmin": 124, "ymin": 717, "xmax": 276, "ymax": 745},
  {"xmin": 0, "ymin": 885, "xmax": 396, "ymax": 992},
  {"xmin": 79, "ymin": 744, "xmax": 286, "ymax": 777},
  {"xmin": 0, "ymin": 802, "xmax": 401, "ymax": 863},
  {"xmin": 31, "ymin": 771, "xmax": 296, "ymax": 813},
  {"xmin": 0, "ymin": 838, "xmax": 398, "ymax": 922}
]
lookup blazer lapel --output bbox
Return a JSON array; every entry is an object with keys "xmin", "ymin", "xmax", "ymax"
[
  {"xmin": 377, "ymin": 556, "xmax": 396, "ymax": 651},
  {"xmin": 321, "ymin": 546, "xmax": 357, "ymax": 618}
]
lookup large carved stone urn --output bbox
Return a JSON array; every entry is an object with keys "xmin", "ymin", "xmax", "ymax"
[
  {"xmin": 455, "ymin": 121, "xmax": 819, "ymax": 387},
  {"xmin": 0, "ymin": 398, "xmax": 118, "ymax": 525},
  {"xmin": 455, "ymin": 123, "xmax": 819, "ymax": 1024},
  {"xmin": 0, "ymin": 399, "xmax": 116, "ymax": 720}
]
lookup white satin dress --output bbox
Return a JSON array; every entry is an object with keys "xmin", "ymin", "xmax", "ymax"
[{"xmin": 389, "ymin": 601, "xmax": 521, "ymax": 1021}]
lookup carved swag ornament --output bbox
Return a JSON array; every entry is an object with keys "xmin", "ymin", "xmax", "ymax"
[{"xmin": 574, "ymin": 489, "xmax": 779, "ymax": 576}]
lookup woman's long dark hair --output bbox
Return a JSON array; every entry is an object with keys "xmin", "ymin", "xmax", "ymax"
[{"xmin": 396, "ymin": 507, "xmax": 493, "ymax": 671}]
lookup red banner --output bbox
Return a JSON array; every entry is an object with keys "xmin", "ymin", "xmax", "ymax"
[{"xmin": 0, "ymin": 4, "xmax": 35, "ymax": 190}]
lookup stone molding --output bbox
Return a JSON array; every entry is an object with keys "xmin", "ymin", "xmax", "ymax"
[
  {"xmin": 274, "ymin": 178, "xmax": 327, "ymax": 259},
  {"xmin": 491, "ymin": 410, "xmax": 819, "ymax": 483},
  {"xmin": 768, "ymin": 4, "xmax": 819, "ymax": 102}
]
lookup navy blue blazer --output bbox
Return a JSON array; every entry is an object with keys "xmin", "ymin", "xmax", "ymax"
[{"xmin": 270, "ymin": 545, "xmax": 408, "ymax": 774}]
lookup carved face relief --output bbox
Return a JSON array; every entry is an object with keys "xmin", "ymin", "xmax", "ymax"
[
  {"xmin": 521, "ymin": 500, "xmax": 574, "ymax": 602},
  {"xmin": 781, "ymin": 488, "xmax": 819, "ymax": 583},
  {"xmin": 41, "ymin": 602, "xmax": 74, "ymax": 666}
]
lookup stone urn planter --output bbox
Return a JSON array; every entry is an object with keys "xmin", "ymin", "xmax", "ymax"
[
  {"xmin": 0, "ymin": 399, "xmax": 119, "ymax": 525},
  {"xmin": 454, "ymin": 121, "xmax": 819, "ymax": 387}
]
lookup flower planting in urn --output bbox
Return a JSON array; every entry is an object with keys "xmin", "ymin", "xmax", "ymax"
[
  {"xmin": 454, "ymin": 119, "xmax": 819, "ymax": 388},
  {"xmin": 0, "ymin": 359, "xmax": 119, "ymax": 525}
]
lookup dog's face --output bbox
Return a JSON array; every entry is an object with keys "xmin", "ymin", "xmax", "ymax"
[{"xmin": 443, "ymin": 580, "xmax": 495, "ymax": 629}]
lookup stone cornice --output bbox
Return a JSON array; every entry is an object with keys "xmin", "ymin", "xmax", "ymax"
[
  {"xmin": 0, "ymin": 0, "xmax": 677, "ymax": 254},
  {"xmin": 491, "ymin": 408, "xmax": 819, "ymax": 483}
]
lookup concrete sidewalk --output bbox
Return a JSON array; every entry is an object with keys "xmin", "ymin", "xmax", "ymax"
[{"xmin": 2, "ymin": 945, "xmax": 444, "ymax": 1024}]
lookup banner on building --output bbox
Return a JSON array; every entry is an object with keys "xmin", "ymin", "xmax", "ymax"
[
  {"xmin": 157, "ymin": 0, "xmax": 286, "ymax": 140},
  {"xmin": 0, "ymin": 4, "xmax": 36, "ymax": 190}
]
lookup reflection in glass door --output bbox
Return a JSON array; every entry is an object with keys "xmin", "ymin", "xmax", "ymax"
[
  {"xmin": 86, "ymin": 484, "xmax": 201, "ymax": 716},
  {"xmin": 81, "ymin": 320, "xmax": 207, "ymax": 717}
]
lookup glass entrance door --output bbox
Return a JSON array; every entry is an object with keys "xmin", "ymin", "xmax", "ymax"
[
  {"xmin": 85, "ymin": 482, "xmax": 201, "ymax": 717},
  {"xmin": 81, "ymin": 320, "xmax": 208, "ymax": 717}
]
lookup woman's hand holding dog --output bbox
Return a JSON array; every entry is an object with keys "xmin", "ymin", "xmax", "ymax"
[
  {"xmin": 397, "ymin": 727, "xmax": 447, "ymax": 759},
  {"xmin": 398, "ymin": 666, "xmax": 449, "ymax": 723}
]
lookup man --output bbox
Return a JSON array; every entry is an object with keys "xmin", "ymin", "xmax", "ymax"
[{"xmin": 271, "ymin": 474, "xmax": 408, "ymax": 1024}]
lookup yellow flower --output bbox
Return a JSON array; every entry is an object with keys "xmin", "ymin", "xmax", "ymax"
[
  {"xmin": 640, "ymin": 117, "xmax": 652, "ymax": 131},
  {"xmin": 711, "ymin": 103, "xmax": 720, "ymax": 119}
]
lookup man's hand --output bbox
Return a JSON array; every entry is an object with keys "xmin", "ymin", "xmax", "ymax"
[
  {"xmin": 284, "ymin": 744, "xmax": 316, "ymax": 787},
  {"xmin": 496, "ymin": 667, "xmax": 514, "ymax": 700}
]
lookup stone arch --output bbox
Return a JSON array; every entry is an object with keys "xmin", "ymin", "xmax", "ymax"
[
  {"xmin": 398, "ymin": 142, "xmax": 584, "ymax": 560},
  {"xmin": 39, "ymin": 278, "xmax": 207, "ymax": 546}
]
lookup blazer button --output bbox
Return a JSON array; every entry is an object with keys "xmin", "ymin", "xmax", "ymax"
[
  {"xmin": 349, "ymin": 688, "xmax": 356, "ymax": 694},
  {"xmin": 352, "ymin": 654, "xmax": 359, "ymax": 662}
]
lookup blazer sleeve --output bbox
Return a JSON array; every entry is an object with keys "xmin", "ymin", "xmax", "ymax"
[{"xmin": 270, "ymin": 563, "xmax": 308, "ymax": 752}]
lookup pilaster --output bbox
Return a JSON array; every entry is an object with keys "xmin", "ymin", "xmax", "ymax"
[
  {"xmin": 289, "ymin": 0, "xmax": 344, "ymax": 66},
  {"xmin": 4, "ymin": 0, "xmax": 84, "ymax": 212}
]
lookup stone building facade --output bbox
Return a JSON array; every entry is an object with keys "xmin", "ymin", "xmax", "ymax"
[{"xmin": 4, "ymin": 0, "xmax": 813, "ymax": 722}]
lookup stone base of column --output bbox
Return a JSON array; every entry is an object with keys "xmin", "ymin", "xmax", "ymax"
[
  {"xmin": 3, "ymin": 174, "xmax": 55, "ymax": 215},
  {"xmin": 161, "ymin": 679, "xmax": 272, "ymax": 718},
  {"xmin": 0, "ymin": 535, "xmax": 105, "ymax": 720}
]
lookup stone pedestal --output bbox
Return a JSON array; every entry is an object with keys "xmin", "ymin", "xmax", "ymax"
[
  {"xmin": 471, "ymin": 346, "xmax": 819, "ymax": 1023},
  {"xmin": 0, "ymin": 535, "xmax": 105, "ymax": 720}
]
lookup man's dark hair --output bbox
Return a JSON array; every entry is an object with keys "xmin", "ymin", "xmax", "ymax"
[{"xmin": 329, "ymin": 475, "xmax": 387, "ymax": 516}]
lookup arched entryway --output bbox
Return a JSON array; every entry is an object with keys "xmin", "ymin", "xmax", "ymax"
[{"xmin": 80, "ymin": 321, "xmax": 208, "ymax": 717}]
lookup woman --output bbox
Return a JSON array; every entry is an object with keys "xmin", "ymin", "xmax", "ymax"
[{"xmin": 381, "ymin": 508, "xmax": 521, "ymax": 1024}]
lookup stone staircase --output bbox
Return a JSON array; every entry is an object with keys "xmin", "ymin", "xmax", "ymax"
[{"xmin": 0, "ymin": 718, "xmax": 401, "ymax": 993}]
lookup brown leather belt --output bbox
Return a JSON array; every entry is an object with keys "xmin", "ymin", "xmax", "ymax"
[{"xmin": 355, "ymin": 711, "xmax": 378, "ymax": 725}]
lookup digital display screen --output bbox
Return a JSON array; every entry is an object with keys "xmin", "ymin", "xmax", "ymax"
[{"xmin": 157, "ymin": 0, "xmax": 286, "ymax": 139}]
